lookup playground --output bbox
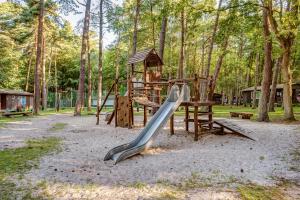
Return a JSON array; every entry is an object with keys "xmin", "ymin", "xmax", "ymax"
[{"xmin": 0, "ymin": 112, "xmax": 299, "ymax": 199}]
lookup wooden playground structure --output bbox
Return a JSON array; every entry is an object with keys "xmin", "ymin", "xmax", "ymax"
[{"xmin": 97, "ymin": 48, "xmax": 254, "ymax": 141}]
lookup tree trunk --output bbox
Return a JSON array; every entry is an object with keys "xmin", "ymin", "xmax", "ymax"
[
  {"xmin": 281, "ymin": 46, "xmax": 295, "ymax": 120},
  {"xmin": 257, "ymin": 6, "xmax": 272, "ymax": 122},
  {"xmin": 96, "ymin": 0, "xmax": 104, "ymax": 125},
  {"xmin": 200, "ymin": 0, "xmax": 222, "ymax": 102},
  {"xmin": 158, "ymin": 16, "xmax": 167, "ymax": 61},
  {"xmin": 252, "ymin": 53, "xmax": 260, "ymax": 109},
  {"xmin": 54, "ymin": 50, "xmax": 58, "ymax": 111},
  {"xmin": 34, "ymin": 0, "xmax": 44, "ymax": 115},
  {"xmin": 47, "ymin": 46, "xmax": 53, "ymax": 106},
  {"xmin": 178, "ymin": 8, "xmax": 184, "ymax": 79},
  {"xmin": 42, "ymin": 34, "xmax": 47, "ymax": 110},
  {"xmin": 25, "ymin": 52, "xmax": 33, "ymax": 92},
  {"xmin": 74, "ymin": 0, "xmax": 91, "ymax": 116},
  {"xmin": 87, "ymin": 33, "xmax": 92, "ymax": 112},
  {"xmin": 211, "ymin": 37, "xmax": 229, "ymax": 93},
  {"xmin": 268, "ymin": 57, "xmax": 281, "ymax": 112},
  {"xmin": 132, "ymin": 0, "xmax": 141, "ymax": 56},
  {"xmin": 150, "ymin": 0, "xmax": 155, "ymax": 48}
]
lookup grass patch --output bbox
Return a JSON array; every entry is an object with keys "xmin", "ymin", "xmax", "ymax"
[
  {"xmin": 156, "ymin": 191, "xmax": 181, "ymax": 200},
  {"xmin": 0, "ymin": 137, "xmax": 61, "ymax": 199},
  {"xmin": 237, "ymin": 184, "xmax": 285, "ymax": 200},
  {"xmin": 129, "ymin": 181, "xmax": 147, "ymax": 189},
  {"xmin": 174, "ymin": 105, "xmax": 300, "ymax": 121},
  {"xmin": 48, "ymin": 122, "xmax": 68, "ymax": 132},
  {"xmin": 289, "ymin": 142, "xmax": 300, "ymax": 172}
]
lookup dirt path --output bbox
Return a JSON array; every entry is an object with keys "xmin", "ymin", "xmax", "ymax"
[{"xmin": 0, "ymin": 113, "xmax": 299, "ymax": 199}]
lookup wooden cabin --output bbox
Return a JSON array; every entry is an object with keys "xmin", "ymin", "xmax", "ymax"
[
  {"xmin": 241, "ymin": 83, "xmax": 300, "ymax": 106},
  {"xmin": 0, "ymin": 89, "xmax": 33, "ymax": 112}
]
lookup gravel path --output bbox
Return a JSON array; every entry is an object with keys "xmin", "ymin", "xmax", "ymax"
[{"xmin": 0, "ymin": 113, "xmax": 299, "ymax": 199}]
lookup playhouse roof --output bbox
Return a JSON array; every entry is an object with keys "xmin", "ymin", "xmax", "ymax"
[
  {"xmin": 0, "ymin": 89, "xmax": 33, "ymax": 96},
  {"xmin": 128, "ymin": 48, "xmax": 163, "ymax": 66}
]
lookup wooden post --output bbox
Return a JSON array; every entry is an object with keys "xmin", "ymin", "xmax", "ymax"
[
  {"xmin": 114, "ymin": 79, "xmax": 118, "ymax": 127},
  {"xmin": 208, "ymin": 76, "xmax": 213, "ymax": 130},
  {"xmin": 170, "ymin": 115, "xmax": 174, "ymax": 135},
  {"xmin": 144, "ymin": 105, "xmax": 147, "ymax": 126},
  {"xmin": 168, "ymin": 80, "xmax": 174, "ymax": 135},
  {"xmin": 194, "ymin": 105, "xmax": 198, "ymax": 141},
  {"xmin": 185, "ymin": 105, "xmax": 189, "ymax": 132},
  {"xmin": 128, "ymin": 77, "xmax": 133, "ymax": 129},
  {"xmin": 143, "ymin": 60, "xmax": 147, "ymax": 126}
]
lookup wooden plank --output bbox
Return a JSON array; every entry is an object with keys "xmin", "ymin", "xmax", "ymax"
[
  {"xmin": 214, "ymin": 120, "xmax": 255, "ymax": 141},
  {"xmin": 194, "ymin": 106, "xmax": 198, "ymax": 141},
  {"xmin": 185, "ymin": 105, "xmax": 189, "ymax": 132}
]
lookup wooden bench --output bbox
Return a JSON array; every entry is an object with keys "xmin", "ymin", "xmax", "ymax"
[
  {"xmin": 230, "ymin": 112, "xmax": 253, "ymax": 119},
  {"xmin": 2, "ymin": 111, "xmax": 32, "ymax": 117}
]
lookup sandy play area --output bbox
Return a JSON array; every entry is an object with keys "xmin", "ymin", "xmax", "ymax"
[{"xmin": 0, "ymin": 113, "xmax": 299, "ymax": 199}]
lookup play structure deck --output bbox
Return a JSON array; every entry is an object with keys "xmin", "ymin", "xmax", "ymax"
[{"xmin": 100, "ymin": 48, "xmax": 255, "ymax": 164}]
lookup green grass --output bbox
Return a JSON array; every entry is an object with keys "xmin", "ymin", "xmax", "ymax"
[
  {"xmin": 48, "ymin": 122, "xmax": 68, "ymax": 132},
  {"xmin": 0, "ymin": 137, "xmax": 61, "ymax": 199},
  {"xmin": 174, "ymin": 105, "xmax": 300, "ymax": 121},
  {"xmin": 237, "ymin": 185, "xmax": 285, "ymax": 200}
]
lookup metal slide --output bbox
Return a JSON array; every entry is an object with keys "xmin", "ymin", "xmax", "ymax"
[{"xmin": 104, "ymin": 84, "xmax": 190, "ymax": 164}]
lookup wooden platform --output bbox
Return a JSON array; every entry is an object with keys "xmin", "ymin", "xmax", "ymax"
[{"xmin": 133, "ymin": 97, "xmax": 160, "ymax": 108}]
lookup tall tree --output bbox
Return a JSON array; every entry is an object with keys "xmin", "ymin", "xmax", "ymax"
[
  {"xmin": 267, "ymin": 0, "xmax": 299, "ymax": 120},
  {"xmin": 178, "ymin": 8, "xmax": 184, "ymax": 79},
  {"xmin": 268, "ymin": 56, "xmax": 282, "ymax": 112},
  {"xmin": 33, "ymin": 0, "xmax": 45, "ymax": 115},
  {"xmin": 41, "ymin": 34, "xmax": 47, "ymax": 110},
  {"xmin": 200, "ymin": 0, "xmax": 223, "ymax": 102},
  {"xmin": 252, "ymin": 53, "xmax": 260, "ymax": 109},
  {"xmin": 158, "ymin": 16, "xmax": 167, "ymax": 61},
  {"xmin": 257, "ymin": 3, "xmax": 272, "ymax": 122},
  {"xmin": 87, "ymin": 32, "xmax": 92, "ymax": 112},
  {"xmin": 132, "ymin": 0, "xmax": 141, "ymax": 55},
  {"xmin": 74, "ymin": 0, "xmax": 92, "ymax": 116},
  {"xmin": 96, "ymin": 0, "xmax": 104, "ymax": 125}
]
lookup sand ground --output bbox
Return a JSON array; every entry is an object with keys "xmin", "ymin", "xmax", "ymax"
[{"xmin": 0, "ymin": 113, "xmax": 299, "ymax": 199}]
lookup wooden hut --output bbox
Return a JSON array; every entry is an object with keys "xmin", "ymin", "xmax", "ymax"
[
  {"xmin": 241, "ymin": 83, "xmax": 300, "ymax": 106},
  {"xmin": 0, "ymin": 89, "xmax": 33, "ymax": 112}
]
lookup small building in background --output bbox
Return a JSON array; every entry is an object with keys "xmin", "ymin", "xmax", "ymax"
[
  {"xmin": 241, "ymin": 83, "xmax": 300, "ymax": 106},
  {"xmin": 0, "ymin": 89, "xmax": 33, "ymax": 112}
]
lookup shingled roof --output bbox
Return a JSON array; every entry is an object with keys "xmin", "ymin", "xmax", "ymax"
[
  {"xmin": 0, "ymin": 89, "xmax": 33, "ymax": 96},
  {"xmin": 128, "ymin": 48, "xmax": 163, "ymax": 66}
]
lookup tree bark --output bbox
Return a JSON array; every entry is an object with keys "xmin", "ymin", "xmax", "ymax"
[
  {"xmin": 252, "ymin": 53, "xmax": 260, "ymax": 109},
  {"xmin": 41, "ymin": 34, "xmax": 47, "ymax": 110},
  {"xmin": 150, "ymin": 0, "xmax": 155, "ymax": 48},
  {"xmin": 158, "ymin": 16, "xmax": 167, "ymax": 61},
  {"xmin": 74, "ymin": 0, "xmax": 91, "ymax": 116},
  {"xmin": 34, "ymin": 0, "xmax": 45, "ymax": 115},
  {"xmin": 96, "ymin": 0, "xmax": 104, "ymax": 125},
  {"xmin": 25, "ymin": 51, "xmax": 33, "ymax": 92},
  {"xmin": 54, "ymin": 50, "xmax": 58, "ymax": 111},
  {"xmin": 281, "ymin": 46, "xmax": 295, "ymax": 120},
  {"xmin": 178, "ymin": 8, "xmax": 184, "ymax": 79},
  {"xmin": 268, "ymin": 57, "xmax": 281, "ymax": 112},
  {"xmin": 87, "ymin": 33, "xmax": 92, "ymax": 112},
  {"xmin": 211, "ymin": 37, "xmax": 229, "ymax": 93},
  {"xmin": 257, "ymin": 6, "xmax": 272, "ymax": 122},
  {"xmin": 200, "ymin": 0, "xmax": 222, "ymax": 102},
  {"xmin": 267, "ymin": 0, "xmax": 297, "ymax": 120},
  {"xmin": 132, "ymin": 0, "xmax": 141, "ymax": 56}
]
